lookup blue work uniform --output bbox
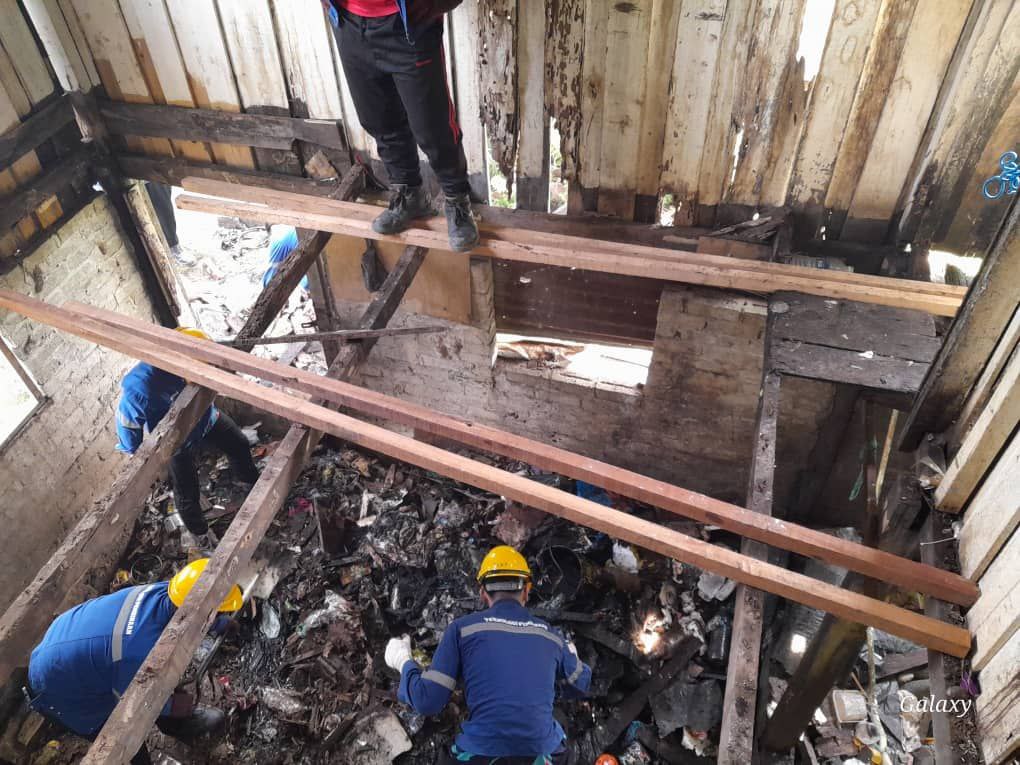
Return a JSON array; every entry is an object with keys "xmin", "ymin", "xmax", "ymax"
[
  {"xmin": 115, "ymin": 362, "xmax": 217, "ymax": 455},
  {"xmin": 262, "ymin": 226, "xmax": 307, "ymax": 290},
  {"xmin": 28, "ymin": 583, "xmax": 176, "ymax": 737},
  {"xmin": 399, "ymin": 599, "xmax": 591, "ymax": 758}
]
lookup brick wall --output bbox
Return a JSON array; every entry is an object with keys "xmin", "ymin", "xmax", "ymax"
[
  {"xmin": 0, "ymin": 197, "xmax": 158, "ymax": 612},
  {"xmin": 336, "ymin": 261, "xmax": 836, "ymax": 509}
]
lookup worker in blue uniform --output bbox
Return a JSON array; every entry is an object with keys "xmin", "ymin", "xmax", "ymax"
[
  {"xmin": 115, "ymin": 328, "xmax": 259, "ymax": 550},
  {"xmin": 385, "ymin": 546, "xmax": 591, "ymax": 764},
  {"xmin": 262, "ymin": 225, "xmax": 307, "ymax": 291},
  {"xmin": 27, "ymin": 559, "xmax": 242, "ymax": 764}
]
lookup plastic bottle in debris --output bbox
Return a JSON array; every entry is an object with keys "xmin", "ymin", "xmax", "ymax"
[
  {"xmin": 706, "ymin": 613, "xmax": 732, "ymax": 665},
  {"xmin": 164, "ymin": 503, "xmax": 185, "ymax": 534}
]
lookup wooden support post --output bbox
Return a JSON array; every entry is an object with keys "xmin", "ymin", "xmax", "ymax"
[
  {"xmin": 220, "ymin": 325, "xmax": 445, "ymax": 347},
  {"xmin": 719, "ymin": 368, "xmax": 781, "ymax": 765},
  {"xmin": 79, "ymin": 246, "xmax": 427, "ymax": 764},
  {"xmin": 0, "ymin": 147, "xmax": 93, "ymax": 233},
  {"xmin": 122, "ymin": 181, "xmax": 180, "ymax": 318}
]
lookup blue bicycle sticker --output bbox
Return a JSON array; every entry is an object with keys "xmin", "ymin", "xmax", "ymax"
[{"xmin": 982, "ymin": 150, "xmax": 1019, "ymax": 199}]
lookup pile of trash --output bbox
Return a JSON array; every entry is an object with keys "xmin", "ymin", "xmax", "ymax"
[{"xmin": 15, "ymin": 427, "xmax": 752, "ymax": 764}]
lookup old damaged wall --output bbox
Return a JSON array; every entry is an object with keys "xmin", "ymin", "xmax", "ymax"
[
  {"xmin": 0, "ymin": 197, "xmax": 159, "ymax": 612},
  {"xmin": 334, "ymin": 264, "xmax": 835, "ymax": 508}
]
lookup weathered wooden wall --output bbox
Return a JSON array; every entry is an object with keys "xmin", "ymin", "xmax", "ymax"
[{"xmin": 8, "ymin": 0, "xmax": 1014, "ymax": 254}]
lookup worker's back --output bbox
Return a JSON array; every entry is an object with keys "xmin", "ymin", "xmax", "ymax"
[
  {"xmin": 115, "ymin": 362, "xmax": 215, "ymax": 454},
  {"xmin": 28, "ymin": 583, "xmax": 176, "ymax": 736}
]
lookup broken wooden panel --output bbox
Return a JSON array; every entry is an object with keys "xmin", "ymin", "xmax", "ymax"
[
  {"xmin": 787, "ymin": 0, "xmax": 883, "ymax": 236},
  {"xmin": 478, "ymin": 0, "xmax": 517, "ymax": 184},
  {"xmin": 771, "ymin": 340, "xmax": 929, "ymax": 394},
  {"xmin": 544, "ymin": 0, "xmax": 584, "ymax": 180},
  {"xmin": 967, "ymin": 522, "xmax": 1020, "ymax": 671},
  {"xmin": 596, "ymin": 0, "xmax": 653, "ymax": 219},
  {"xmin": 515, "ymin": 2, "xmax": 550, "ymax": 211},
  {"xmin": 841, "ymin": 0, "xmax": 973, "ymax": 242},
  {"xmin": 448, "ymin": 1, "xmax": 489, "ymax": 201},
  {"xmin": 22, "ymin": 0, "xmax": 97, "ymax": 92},
  {"xmin": 573, "ymin": 0, "xmax": 610, "ymax": 211},
  {"xmin": 659, "ymin": 0, "xmax": 727, "ymax": 224},
  {"xmin": 974, "ymin": 625, "xmax": 1020, "ymax": 764},
  {"xmin": 0, "ymin": 0, "xmax": 56, "ymax": 107}
]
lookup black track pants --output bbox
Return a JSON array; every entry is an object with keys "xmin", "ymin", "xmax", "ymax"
[
  {"xmin": 169, "ymin": 413, "xmax": 259, "ymax": 535},
  {"xmin": 333, "ymin": 11, "xmax": 470, "ymax": 196}
]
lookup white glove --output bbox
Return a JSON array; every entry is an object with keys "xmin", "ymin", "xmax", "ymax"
[
  {"xmin": 385, "ymin": 635, "xmax": 413, "ymax": 672},
  {"xmin": 567, "ymin": 641, "xmax": 578, "ymax": 657}
]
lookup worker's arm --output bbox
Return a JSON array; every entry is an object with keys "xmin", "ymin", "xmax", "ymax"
[
  {"xmin": 115, "ymin": 399, "xmax": 146, "ymax": 454},
  {"xmin": 557, "ymin": 637, "xmax": 591, "ymax": 699},
  {"xmin": 398, "ymin": 625, "xmax": 460, "ymax": 716}
]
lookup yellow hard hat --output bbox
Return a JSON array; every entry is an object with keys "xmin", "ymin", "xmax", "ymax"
[
  {"xmin": 175, "ymin": 326, "xmax": 210, "ymax": 341},
  {"xmin": 476, "ymin": 546, "xmax": 532, "ymax": 589},
  {"xmin": 168, "ymin": 558, "xmax": 243, "ymax": 612}
]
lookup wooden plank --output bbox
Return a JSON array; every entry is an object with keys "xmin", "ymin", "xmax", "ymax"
[
  {"xmin": 0, "ymin": 148, "xmax": 92, "ymax": 232},
  {"xmin": 573, "ymin": 0, "xmax": 609, "ymax": 210},
  {"xmin": 950, "ymin": 306, "xmax": 1020, "ymax": 448},
  {"xmin": 222, "ymin": 325, "xmax": 445, "ymax": 346},
  {"xmin": 163, "ymin": 0, "xmax": 255, "ymax": 168},
  {"xmin": 771, "ymin": 338, "xmax": 929, "ymax": 393},
  {"xmin": 0, "ymin": 96, "xmax": 76, "ymax": 171},
  {"xmin": 900, "ymin": 200, "xmax": 1020, "ymax": 447},
  {"xmin": 99, "ymin": 100, "xmax": 345, "ymax": 152},
  {"xmin": 974, "ymin": 626, "xmax": 1020, "ymax": 764},
  {"xmin": 659, "ymin": 0, "xmax": 727, "ymax": 222},
  {"xmin": 823, "ymin": 0, "xmax": 919, "ymax": 225},
  {"xmin": 544, "ymin": 0, "xmax": 583, "ymax": 183},
  {"xmin": 786, "ymin": 0, "xmax": 882, "ymax": 226},
  {"xmin": 968, "ymin": 526, "xmax": 1020, "ymax": 670},
  {"xmin": 123, "ymin": 180, "xmax": 180, "ymax": 317},
  {"xmin": 935, "ymin": 348, "xmax": 1020, "ymax": 512},
  {"xmin": 2, "ymin": 293, "xmax": 973, "ymax": 658},
  {"xmin": 70, "ymin": 0, "xmax": 174, "ymax": 158},
  {"xmin": 842, "ymin": 0, "xmax": 973, "ymax": 240},
  {"xmin": 0, "ymin": 0, "xmax": 56, "ymax": 106},
  {"xmin": 81, "ymin": 245, "xmax": 429, "ymax": 765},
  {"xmin": 719, "ymin": 370, "xmax": 781, "ymax": 765},
  {"xmin": 117, "ymin": 0, "xmax": 213, "ymax": 163},
  {"xmin": 174, "ymin": 181, "xmax": 966, "ymax": 315},
  {"xmin": 0, "ymin": 81, "xmax": 44, "ymax": 250},
  {"xmin": 958, "ymin": 428, "xmax": 1020, "ymax": 581},
  {"xmin": 697, "ymin": 236, "xmax": 773, "ymax": 261},
  {"xmin": 478, "ymin": 0, "xmax": 516, "ymax": 182},
  {"xmin": 515, "ymin": 0, "xmax": 549, "ymax": 212},
  {"xmin": 596, "ymin": 0, "xmax": 652, "ymax": 219},
  {"xmin": 59, "ymin": 299, "xmax": 981, "ymax": 609},
  {"xmin": 0, "ymin": 385, "xmax": 214, "ymax": 687},
  {"xmin": 21, "ymin": 0, "xmax": 94, "ymax": 91},
  {"xmin": 449, "ymin": 1, "xmax": 488, "ymax": 201},
  {"xmin": 53, "ymin": 0, "xmax": 101, "ymax": 86}
]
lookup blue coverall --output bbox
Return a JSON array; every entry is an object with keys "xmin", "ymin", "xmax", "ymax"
[
  {"xmin": 262, "ymin": 226, "xmax": 307, "ymax": 290},
  {"xmin": 115, "ymin": 362, "xmax": 216, "ymax": 456},
  {"xmin": 28, "ymin": 583, "xmax": 176, "ymax": 737},
  {"xmin": 398, "ymin": 599, "xmax": 592, "ymax": 759}
]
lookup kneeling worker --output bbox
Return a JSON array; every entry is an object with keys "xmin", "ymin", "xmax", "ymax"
[
  {"xmin": 386, "ymin": 546, "xmax": 591, "ymax": 764},
  {"xmin": 116, "ymin": 327, "xmax": 260, "ymax": 551},
  {"xmin": 27, "ymin": 559, "xmax": 240, "ymax": 764}
]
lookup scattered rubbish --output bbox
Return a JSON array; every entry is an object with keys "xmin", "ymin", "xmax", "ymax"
[
  {"xmin": 259, "ymin": 602, "xmax": 281, "ymax": 639},
  {"xmin": 618, "ymin": 740, "xmax": 651, "ymax": 764},
  {"xmin": 493, "ymin": 502, "xmax": 546, "ymax": 546},
  {"xmin": 832, "ymin": 689, "xmax": 869, "ymax": 724},
  {"xmin": 260, "ymin": 687, "xmax": 307, "ymax": 719},
  {"xmin": 696, "ymin": 570, "xmax": 736, "ymax": 601},
  {"xmin": 650, "ymin": 679, "xmax": 723, "ymax": 737},
  {"xmin": 299, "ymin": 591, "xmax": 354, "ymax": 634},
  {"xmin": 340, "ymin": 709, "xmax": 412, "ymax": 764},
  {"xmin": 612, "ymin": 542, "xmax": 640, "ymax": 574}
]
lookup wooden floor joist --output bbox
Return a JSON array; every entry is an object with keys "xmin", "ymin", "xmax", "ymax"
[
  {"xmin": 80, "ymin": 245, "xmax": 429, "ymax": 764},
  {"xmin": 62, "ymin": 297, "xmax": 979, "ymax": 608},
  {"xmin": 172, "ymin": 178, "xmax": 967, "ymax": 316},
  {"xmin": 0, "ymin": 293, "xmax": 973, "ymax": 659}
]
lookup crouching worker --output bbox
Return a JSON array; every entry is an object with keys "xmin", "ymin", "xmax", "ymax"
[
  {"xmin": 385, "ymin": 546, "xmax": 591, "ymax": 764},
  {"xmin": 116, "ymin": 327, "xmax": 260, "ymax": 552},
  {"xmin": 26, "ymin": 559, "xmax": 241, "ymax": 764}
]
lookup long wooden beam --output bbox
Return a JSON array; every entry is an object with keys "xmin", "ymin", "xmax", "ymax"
[
  {"xmin": 66, "ymin": 298, "xmax": 979, "ymax": 608},
  {"xmin": 0, "ymin": 94, "xmax": 76, "ymax": 170},
  {"xmin": 0, "ymin": 147, "xmax": 93, "ymax": 232},
  {"xmin": 221, "ymin": 324, "xmax": 446, "ymax": 347},
  {"xmin": 173, "ymin": 177, "xmax": 966, "ymax": 316},
  {"xmin": 81, "ymin": 246, "xmax": 428, "ymax": 764},
  {"xmin": 0, "ymin": 294, "xmax": 973, "ymax": 658}
]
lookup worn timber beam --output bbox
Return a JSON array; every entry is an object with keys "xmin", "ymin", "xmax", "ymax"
[
  {"xmin": 901, "ymin": 199, "xmax": 1020, "ymax": 447},
  {"xmin": 66, "ymin": 299, "xmax": 979, "ymax": 609},
  {"xmin": 0, "ymin": 147, "xmax": 93, "ymax": 232},
  {"xmin": 174, "ymin": 178, "xmax": 966, "ymax": 316},
  {"xmin": 221, "ymin": 325, "xmax": 445, "ymax": 347},
  {"xmin": 0, "ymin": 294, "xmax": 974, "ymax": 659},
  {"xmin": 98, "ymin": 100, "xmax": 347, "ymax": 153},
  {"xmin": 718, "ymin": 369, "xmax": 781, "ymax": 765},
  {"xmin": 80, "ymin": 246, "xmax": 427, "ymax": 764},
  {"xmin": 0, "ymin": 94, "xmax": 76, "ymax": 170}
]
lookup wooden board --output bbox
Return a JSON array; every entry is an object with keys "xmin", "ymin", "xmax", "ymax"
[
  {"xmin": 21, "ymin": 0, "xmax": 97, "ymax": 91},
  {"xmin": 478, "ymin": 0, "xmax": 516, "ymax": 182},
  {"xmin": 448, "ymin": 1, "xmax": 488, "ymax": 201},
  {"xmin": 843, "ymin": 0, "xmax": 972, "ymax": 240},
  {"xmin": 55, "ymin": 0, "xmax": 100, "ymax": 86},
  {"xmin": 56, "ymin": 298, "xmax": 981, "ymax": 610},
  {"xmin": 936, "ymin": 347, "xmax": 1020, "ymax": 512},
  {"xmin": 659, "ymin": 0, "xmax": 727, "ymax": 219},
  {"xmin": 543, "ymin": 0, "xmax": 584, "ymax": 183},
  {"xmin": 324, "ymin": 234, "xmax": 471, "ymax": 323},
  {"xmin": 958, "ymin": 428, "xmax": 1020, "ymax": 581},
  {"xmin": 634, "ymin": 0, "xmax": 681, "ymax": 204},
  {"xmin": 968, "ymin": 525, "xmax": 1020, "ymax": 670},
  {"xmin": 0, "ymin": 0, "xmax": 56, "ymax": 106},
  {"xmin": 515, "ymin": 0, "xmax": 549, "ymax": 211},
  {"xmin": 573, "ymin": 0, "xmax": 609, "ymax": 208},
  {"xmin": 771, "ymin": 339, "xmax": 929, "ymax": 393},
  {"xmin": 974, "ymin": 625, "xmax": 1020, "ymax": 764},
  {"xmin": 175, "ymin": 178, "xmax": 966, "ymax": 315}
]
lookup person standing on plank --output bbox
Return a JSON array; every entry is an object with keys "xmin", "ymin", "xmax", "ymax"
[
  {"xmin": 385, "ymin": 546, "xmax": 591, "ymax": 764},
  {"xmin": 115, "ymin": 328, "xmax": 259, "ymax": 552},
  {"xmin": 322, "ymin": 0, "xmax": 480, "ymax": 253},
  {"xmin": 26, "ymin": 559, "xmax": 239, "ymax": 764}
]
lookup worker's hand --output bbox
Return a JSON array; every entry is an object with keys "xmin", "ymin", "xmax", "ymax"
[
  {"xmin": 567, "ymin": 641, "xmax": 578, "ymax": 657},
  {"xmin": 384, "ymin": 635, "xmax": 413, "ymax": 672}
]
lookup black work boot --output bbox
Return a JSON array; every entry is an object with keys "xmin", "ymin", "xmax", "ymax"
[
  {"xmin": 444, "ymin": 193, "xmax": 479, "ymax": 252},
  {"xmin": 158, "ymin": 705, "xmax": 226, "ymax": 742},
  {"xmin": 372, "ymin": 184, "xmax": 433, "ymax": 234}
]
